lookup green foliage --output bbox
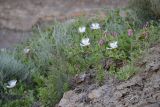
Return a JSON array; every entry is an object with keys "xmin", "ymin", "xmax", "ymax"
[
  {"xmin": 1, "ymin": 99, "xmax": 32, "ymax": 107},
  {"xmin": 116, "ymin": 64, "xmax": 140, "ymax": 80},
  {"xmin": 0, "ymin": 85, "xmax": 34, "ymax": 107},
  {"xmin": 38, "ymin": 56, "xmax": 70, "ymax": 106},
  {"xmin": 129, "ymin": 0, "xmax": 160, "ymax": 20},
  {"xmin": 104, "ymin": 9, "xmax": 137, "ymax": 34},
  {"xmin": 0, "ymin": 53, "xmax": 29, "ymax": 83},
  {"xmin": 129, "ymin": 0, "xmax": 152, "ymax": 20},
  {"xmin": 147, "ymin": 21, "xmax": 160, "ymax": 44},
  {"xmin": 150, "ymin": 0, "xmax": 160, "ymax": 18},
  {"xmin": 96, "ymin": 65, "xmax": 105, "ymax": 85}
]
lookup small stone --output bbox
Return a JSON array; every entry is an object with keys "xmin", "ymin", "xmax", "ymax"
[
  {"xmin": 113, "ymin": 91, "xmax": 123, "ymax": 98},
  {"xmin": 76, "ymin": 73, "xmax": 86, "ymax": 84},
  {"xmin": 88, "ymin": 89, "xmax": 102, "ymax": 99}
]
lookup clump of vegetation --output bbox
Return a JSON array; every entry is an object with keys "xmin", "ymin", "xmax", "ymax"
[
  {"xmin": 0, "ymin": 8, "xmax": 160, "ymax": 107},
  {"xmin": 150, "ymin": 0, "xmax": 160, "ymax": 18},
  {"xmin": 0, "ymin": 53, "xmax": 29, "ymax": 82},
  {"xmin": 116, "ymin": 64, "xmax": 140, "ymax": 80},
  {"xmin": 130, "ymin": 0, "xmax": 160, "ymax": 20}
]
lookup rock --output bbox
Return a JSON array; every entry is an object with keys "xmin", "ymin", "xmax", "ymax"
[
  {"xmin": 146, "ymin": 104, "xmax": 160, "ymax": 107},
  {"xmin": 116, "ymin": 76, "xmax": 142, "ymax": 90},
  {"xmin": 70, "ymin": 70, "xmax": 96, "ymax": 89},
  {"xmin": 58, "ymin": 90, "xmax": 86, "ymax": 107},
  {"xmin": 113, "ymin": 91, "xmax": 123, "ymax": 99},
  {"xmin": 88, "ymin": 89, "xmax": 102, "ymax": 99},
  {"xmin": 76, "ymin": 74, "xmax": 87, "ymax": 84},
  {"xmin": 143, "ymin": 45, "xmax": 160, "ymax": 72},
  {"xmin": 141, "ymin": 103, "xmax": 160, "ymax": 107}
]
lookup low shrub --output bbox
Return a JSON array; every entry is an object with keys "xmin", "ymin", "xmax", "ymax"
[
  {"xmin": 0, "ymin": 53, "xmax": 29, "ymax": 84},
  {"xmin": 116, "ymin": 64, "xmax": 140, "ymax": 80},
  {"xmin": 150, "ymin": 0, "xmax": 160, "ymax": 18},
  {"xmin": 129, "ymin": 0, "xmax": 160, "ymax": 20}
]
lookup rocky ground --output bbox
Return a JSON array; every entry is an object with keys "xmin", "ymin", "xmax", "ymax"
[
  {"xmin": 0, "ymin": 0, "xmax": 128, "ymax": 48},
  {"xmin": 58, "ymin": 44, "xmax": 160, "ymax": 107}
]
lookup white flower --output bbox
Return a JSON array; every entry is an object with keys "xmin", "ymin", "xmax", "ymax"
[
  {"xmin": 107, "ymin": 41, "xmax": 118, "ymax": 49},
  {"xmin": 1, "ymin": 48, "xmax": 6, "ymax": 52},
  {"xmin": 24, "ymin": 48, "xmax": 30, "ymax": 54},
  {"xmin": 90, "ymin": 23, "xmax": 100, "ymax": 30},
  {"xmin": 78, "ymin": 26, "xmax": 86, "ymax": 33},
  {"xmin": 80, "ymin": 38, "xmax": 90, "ymax": 46},
  {"xmin": 6, "ymin": 80, "xmax": 17, "ymax": 88}
]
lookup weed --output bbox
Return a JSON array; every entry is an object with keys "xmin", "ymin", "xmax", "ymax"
[{"xmin": 116, "ymin": 64, "xmax": 140, "ymax": 80}]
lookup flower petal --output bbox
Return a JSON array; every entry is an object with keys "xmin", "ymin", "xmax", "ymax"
[
  {"xmin": 80, "ymin": 38, "xmax": 90, "ymax": 46},
  {"xmin": 107, "ymin": 41, "xmax": 118, "ymax": 49},
  {"xmin": 24, "ymin": 48, "xmax": 30, "ymax": 54},
  {"xmin": 6, "ymin": 80, "xmax": 17, "ymax": 88},
  {"xmin": 79, "ymin": 26, "xmax": 86, "ymax": 33},
  {"xmin": 90, "ymin": 23, "xmax": 100, "ymax": 30}
]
